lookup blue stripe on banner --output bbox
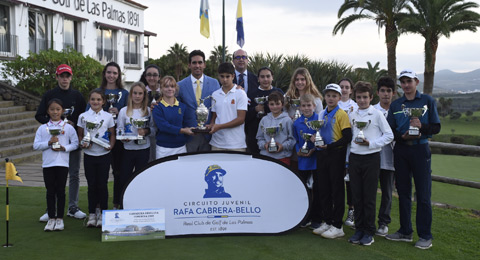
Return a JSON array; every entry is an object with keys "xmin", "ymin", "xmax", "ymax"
[{"xmin": 236, "ymin": 18, "xmax": 244, "ymax": 47}]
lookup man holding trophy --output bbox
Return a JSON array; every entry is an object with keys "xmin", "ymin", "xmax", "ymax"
[{"xmin": 386, "ymin": 69, "xmax": 441, "ymax": 250}]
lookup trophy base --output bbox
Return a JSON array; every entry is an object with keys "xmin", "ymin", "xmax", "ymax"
[
  {"xmin": 257, "ymin": 113, "xmax": 265, "ymax": 118},
  {"xmin": 300, "ymin": 148, "xmax": 310, "ymax": 154},
  {"xmin": 52, "ymin": 143, "xmax": 61, "ymax": 149},
  {"xmin": 192, "ymin": 128, "xmax": 210, "ymax": 134},
  {"xmin": 314, "ymin": 140, "xmax": 324, "ymax": 147},
  {"xmin": 135, "ymin": 139, "xmax": 147, "ymax": 145},
  {"xmin": 268, "ymin": 146, "xmax": 278, "ymax": 152},
  {"xmin": 409, "ymin": 128, "xmax": 420, "ymax": 136},
  {"xmin": 355, "ymin": 137, "xmax": 365, "ymax": 143},
  {"xmin": 92, "ymin": 137, "xmax": 111, "ymax": 149},
  {"xmin": 116, "ymin": 134, "xmax": 136, "ymax": 140}
]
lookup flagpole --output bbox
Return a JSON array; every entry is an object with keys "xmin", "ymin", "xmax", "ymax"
[
  {"xmin": 3, "ymin": 158, "xmax": 12, "ymax": 247},
  {"xmin": 222, "ymin": 0, "xmax": 225, "ymax": 62}
]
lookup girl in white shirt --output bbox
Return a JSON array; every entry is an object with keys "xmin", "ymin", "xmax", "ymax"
[
  {"xmin": 34, "ymin": 99, "xmax": 79, "ymax": 231},
  {"xmin": 77, "ymin": 89, "xmax": 115, "ymax": 228}
]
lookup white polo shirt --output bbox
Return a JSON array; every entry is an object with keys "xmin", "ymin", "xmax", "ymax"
[
  {"xmin": 117, "ymin": 107, "xmax": 153, "ymax": 150},
  {"xmin": 210, "ymin": 85, "xmax": 248, "ymax": 149},
  {"xmin": 78, "ymin": 108, "xmax": 115, "ymax": 156}
]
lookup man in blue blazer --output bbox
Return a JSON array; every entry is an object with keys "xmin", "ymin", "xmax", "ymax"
[
  {"xmin": 178, "ymin": 50, "xmax": 221, "ymax": 152},
  {"xmin": 233, "ymin": 49, "xmax": 260, "ymax": 154}
]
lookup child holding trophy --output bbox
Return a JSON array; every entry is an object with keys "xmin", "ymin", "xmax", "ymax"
[
  {"xmin": 256, "ymin": 91, "xmax": 295, "ymax": 165},
  {"xmin": 117, "ymin": 82, "xmax": 154, "ymax": 206},
  {"xmin": 77, "ymin": 89, "xmax": 115, "ymax": 228},
  {"xmin": 347, "ymin": 81, "xmax": 393, "ymax": 246},
  {"xmin": 34, "ymin": 99, "xmax": 79, "ymax": 231}
]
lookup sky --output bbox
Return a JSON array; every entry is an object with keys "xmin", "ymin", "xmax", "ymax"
[{"xmin": 141, "ymin": 0, "xmax": 480, "ymax": 74}]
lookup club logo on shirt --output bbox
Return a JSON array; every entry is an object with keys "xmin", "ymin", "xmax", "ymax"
[
  {"xmin": 231, "ymin": 99, "xmax": 235, "ymax": 105},
  {"xmin": 178, "ymin": 108, "xmax": 182, "ymax": 114}
]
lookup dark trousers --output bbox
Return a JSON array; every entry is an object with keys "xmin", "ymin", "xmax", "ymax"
[
  {"xmin": 378, "ymin": 169, "xmax": 394, "ymax": 226},
  {"xmin": 394, "ymin": 143, "xmax": 433, "ymax": 240},
  {"xmin": 245, "ymin": 119, "xmax": 260, "ymax": 155},
  {"xmin": 349, "ymin": 152, "xmax": 380, "ymax": 236},
  {"xmin": 43, "ymin": 166, "xmax": 68, "ymax": 218},
  {"xmin": 111, "ymin": 141, "xmax": 124, "ymax": 205},
  {"xmin": 298, "ymin": 170, "xmax": 319, "ymax": 223},
  {"xmin": 345, "ymin": 176, "xmax": 353, "ymax": 208},
  {"xmin": 316, "ymin": 148, "xmax": 346, "ymax": 228},
  {"xmin": 84, "ymin": 153, "xmax": 111, "ymax": 214},
  {"xmin": 120, "ymin": 148, "xmax": 149, "ymax": 205}
]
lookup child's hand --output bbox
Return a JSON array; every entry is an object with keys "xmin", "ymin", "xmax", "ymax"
[
  {"xmin": 108, "ymin": 107, "xmax": 119, "ymax": 115},
  {"xmin": 297, "ymin": 148, "xmax": 314, "ymax": 157},
  {"xmin": 52, "ymin": 145, "xmax": 66, "ymax": 152},
  {"xmin": 137, "ymin": 128, "xmax": 147, "ymax": 136},
  {"xmin": 276, "ymin": 143, "xmax": 283, "ymax": 153},
  {"xmin": 48, "ymin": 136, "xmax": 59, "ymax": 146},
  {"xmin": 410, "ymin": 117, "xmax": 421, "ymax": 129},
  {"xmin": 354, "ymin": 139, "xmax": 369, "ymax": 146},
  {"xmin": 402, "ymin": 131, "xmax": 421, "ymax": 140},
  {"xmin": 81, "ymin": 141, "xmax": 91, "ymax": 149},
  {"xmin": 180, "ymin": 127, "xmax": 194, "ymax": 136},
  {"xmin": 209, "ymin": 124, "xmax": 221, "ymax": 134},
  {"xmin": 255, "ymin": 104, "xmax": 264, "ymax": 113}
]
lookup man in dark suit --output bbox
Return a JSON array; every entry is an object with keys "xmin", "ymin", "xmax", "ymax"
[
  {"xmin": 178, "ymin": 50, "xmax": 221, "ymax": 152},
  {"xmin": 233, "ymin": 49, "xmax": 260, "ymax": 154}
]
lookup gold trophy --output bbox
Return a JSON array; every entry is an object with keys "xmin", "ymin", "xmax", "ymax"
[{"xmin": 402, "ymin": 105, "xmax": 428, "ymax": 136}]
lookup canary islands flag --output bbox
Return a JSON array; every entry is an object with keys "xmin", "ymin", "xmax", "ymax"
[
  {"xmin": 236, "ymin": 0, "xmax": 244, "ymax": 47},
  {"xmin": 5, "ymin": 161, "xmax": 22, "ymax": 183},
  {"xmin": 200, "ymin": 0, "xmax": 210, "ymax": 38}
]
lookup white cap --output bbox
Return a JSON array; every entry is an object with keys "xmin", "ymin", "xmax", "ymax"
[
  {"xmin": 323, "ymin": 83, "xmax": 342, "ymax": 95},
  {"xmin": 398, "ymin": 69, "xmax": 418, "ymax": 79}
]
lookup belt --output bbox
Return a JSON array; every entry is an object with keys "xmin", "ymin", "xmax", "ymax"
[{"xmin": 402, "ymin": 139, "xmax": 428, "ymax": 146}]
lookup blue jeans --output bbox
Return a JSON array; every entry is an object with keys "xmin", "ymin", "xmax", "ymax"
[{"xmin": 68, "ymin": 148, "xmax": 81, "ymax": 210}]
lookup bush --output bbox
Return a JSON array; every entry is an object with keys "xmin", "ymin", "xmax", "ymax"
[
  {"xmin": 449, "ymin": 111, "xmax": 462, "ymax": 120},
  {"xmin": 0, "ymin": 48, "xmax": 103, "ymax": 98},
  {"xmin": 465, "ymin": 110, "xmax": 473, "ymax": 116}
]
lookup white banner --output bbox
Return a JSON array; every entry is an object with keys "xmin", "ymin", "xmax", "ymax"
[{"xmin": 123, "ymin": 153, "xmax": 309, "ymax": 236}]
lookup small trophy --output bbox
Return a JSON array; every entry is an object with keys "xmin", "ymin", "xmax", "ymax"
[
  {"xmin": 289, "ymin": 98, "xmax": 302, "ymax": 121},
  {"xmin": 81, "ymin": 118, "xmax": 103, "ymax": 146},
  {"xmin": 262, "ymin": 124, "xmax": 283, "ymax": 152},
  {"xmin": 130, "ymin": 117, "xmax": 150, "ymax": 145},
  {"xmin": 300, "ymin": 131, "xmax": 313, "ymax": 154},
  {"xmin": 107, "ymin": 92, "xmax": 121, "ymax": 119},
  {"xmin": 46, "ymin": 127, "xmax": 62, "ymax": 149},
  {"xmin": 254, "ymin": 96, "xmax": 267, "ymax": 118},
  {"xmin": 353, "ymin": 120, "xmax": 371, "ymax": 143},
  {"xmin": 63, "ymin": 107, "xmax": 74, "ymax": 124},
  {"xmin": 306, "ymin": 119, "xmax": 326, "ymax": 146},
  {"xmin": 193, "ymin": 95, "xmax": 215, "ymax": 134},
  {"xmin": 402, "ymin": 105, "xmax": 428, "ymax": 136}
]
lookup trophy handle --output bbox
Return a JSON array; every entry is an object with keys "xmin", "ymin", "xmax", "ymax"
[{"xmin": 422, "ymin": 105, "xmax": 428, "ymax": 117}]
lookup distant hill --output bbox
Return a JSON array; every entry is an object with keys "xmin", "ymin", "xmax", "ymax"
[{"xmin": 416, "ymin": 69, "xmax": 480, "ymax": 93}]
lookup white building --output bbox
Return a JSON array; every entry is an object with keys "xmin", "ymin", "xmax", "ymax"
[{"xmin": 0, "ymin": 0, "xmax": 156, "ymax": 83}]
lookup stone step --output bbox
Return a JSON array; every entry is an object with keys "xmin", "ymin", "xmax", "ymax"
[
  {"xmin": 0, "ymin": 117, "xmax": 39, "ymax": 131},
  {"xmin": 0, "ymin": 106, "xmax": 26, "ymax": 115},
  {"xmin": 0, "ymin": 143, "xmax": 36, "ymax": 159},
  {"xmin": 0, "ymin": 124, "xmax": 38, "ymax": 139},
  {"xmin": 0, "ymin": 101, "xmax": 14, "ymax": 108},
  {"xmin": 0, "ymin": 151, "xmax": 42, "ymax": 168},
  {"xmin": 0, "ymin": 133, "xmax": 36, "ymax": 148},
  {"xmin": 0, "ymin": 111, "xmax": 37, "ymax": 123}
]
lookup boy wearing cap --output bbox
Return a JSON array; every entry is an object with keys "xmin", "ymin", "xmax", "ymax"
[
  {"xmin": 312, "ymin": 83, "xmax": 352, "ymax": 239},
  {"xmin": 35, "ymin": 64, "xmax": 87, "ymax": 221},
  {"xmin": 386, "ymin": 69, "xmax": 440, "ymax": 250},
  {"xmin": 203, "ymin": 165, "xmax": 231, "ymax": 198}
]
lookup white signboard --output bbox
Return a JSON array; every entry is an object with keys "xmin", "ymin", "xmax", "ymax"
[{"xmin": 123, "ymin": 153, "xmax": 309, "ymax": 237}]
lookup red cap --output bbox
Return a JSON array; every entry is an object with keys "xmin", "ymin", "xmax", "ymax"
[{"xmin": 56, "ymin": 64, "xmax": 73, "ymax": 75}]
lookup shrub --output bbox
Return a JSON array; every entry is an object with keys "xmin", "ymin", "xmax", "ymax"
[
  {"xmin": 0, "ymin": 48, "xmax": 103, "ymax": 98},
  {"xmin": 449, "ymin": 111, "xmax": 462, "ymax": 120},
  {"xmin": 465, "ymin": 110, "xmax": 473, "ymax": 116}
]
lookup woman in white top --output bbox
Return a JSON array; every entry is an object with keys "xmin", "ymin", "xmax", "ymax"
[{"xmin": 285, "ymin": 67, "xmax": 324, "ymax": 119}]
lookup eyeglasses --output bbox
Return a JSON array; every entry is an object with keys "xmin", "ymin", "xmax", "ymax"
[
  {"xmin": 234, "ymin": 55, "xmax": 248, "ymax": 60},
  {"xmin": 146, "ymin": 73, "xmax": 159, "ymax": 77}
]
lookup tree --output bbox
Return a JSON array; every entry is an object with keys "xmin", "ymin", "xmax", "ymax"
[
  {"xmin": 355, "ymin": 61, "xmax": 388, "ymax": 87},
  {"xmin": 167, "ymin": 43, "xmax": 189, "ymax": 81},
  {"xmin": 400, "ymin": 0, "xmax": 480, "ymax": 95},
  {"xmin": 333, "ymin": 0, "xmax": 410, "ymax": 80},
  {"xmin": 437, "ymin": 97, "xmax": 453, "ymax": 117}
]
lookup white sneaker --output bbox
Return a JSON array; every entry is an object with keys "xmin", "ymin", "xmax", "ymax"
[
  {"xmin": 96, "ymin": 213, "xmax": 102, "ymax": 228},
  {"xmin": 312, "ymin": 223, "xmax": 331, "ymax": 235},
  {"xmin": 54, "ymin": 219, "xmax": 64, "ymax": 231},
  {"xmin": 87, "ymin": 214, "xmax": 96, "ymax": 227},
  {"xmin": 44, "ymin": 219, "xmax": 56, "ymax": 231},
  {"xmin": 321, "ymin": 226, "xmax": 345, "ymax": 239},
  {"xmin": 39, "ymin": 212, "xmax": 49, "ymax": 222},
  {"xmin": 344, "ymin": 209, "xmax": 354, "ymax": 227},
  {"xmin": 67, "ymin": 207, "xmax": 87, "ymax": 219},
  {"xmin": 376, "ymin": 225, "xmax": 388, "ymax": 236}
]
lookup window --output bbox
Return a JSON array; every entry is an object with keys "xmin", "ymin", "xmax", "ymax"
[
  {"xmin": 29, "ymin": 11, "xmax": 50, "ymax": 53},
  {"xmin": 0, "ymin": 4, "xmax": 16, "ymax": 57},
  {"xmin": 96, "ymin": 27, "xmax": 116, "ymax": 63},
  {"xmin": 63, "ymin": 19, "xmax": 78, "ymax": 51},
  {"xmin": 124, "ymin": 33, "xmax": 139, "ymax": 66}
]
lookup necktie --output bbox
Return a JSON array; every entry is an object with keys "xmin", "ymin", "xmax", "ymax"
[
  {"xmin": 195, "ymin": 80, "xmax": 202, "ymax": 105},
  {"xmin": 238, "ymin": 73, "xmax": 245, "ymax": 88}
]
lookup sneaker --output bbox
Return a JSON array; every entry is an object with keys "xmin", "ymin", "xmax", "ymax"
[
  {"xmin": 415, "ymin": 238, "xmax": 432, "ymax": 249},
  {"xmin": 39, "ymin": 212, "xmax": 49, "ymax": 222},
  {"xmin": 67, "ymin": 207, "xmax": 87, "ymax": 219},
  {"xmin": 96, "ymin": 213, "xmax": 102, "ymax": 228},
  {"xmin": 54, "ymin": 219, "xmax": 64, "ymax": 231},
  {"xmin": 300, "ymin": 221, "xmax": 311, "ymax": 228},
  {"xmin": 344, "ymin": 173, "xmax": 350, "ymax": 182},
  {"xmin": 309, "ymin": 222, "xmax": 321, "ymax": 230},
  {"xmin": 344, "ymin": 209, "xmax": 354, "ymax": 227},
  {"xmin": 312, "ymin": 223, "xmax": 331, "ymax": 235},
  {"xmin": 349, "ymin": 230, "xmax": 364, "ymax": 244},
  {"xmin": 321, "ymin": 226, "xmax": 345, "ymax": 239},
  {"xmin": 376, "ymin": 225, "xmax": 388, "ymax": 237},
  {"xmin": 360, "ymin": 234, "xmax": 374, "ymax": 246},
  {"xmin": 44, "ymin": 219, "xmax": 56, "ymax": 231},
  {"xmin": 96, "ymin": 208, "xmax": 101, "ymax": 216},
  {"xmin": 385, "ymin": 231, "xmax": 413, "ymax": 242},
  {"xmin": 86, "ymin": 214, "xmax": 96, "ymax": 227}
]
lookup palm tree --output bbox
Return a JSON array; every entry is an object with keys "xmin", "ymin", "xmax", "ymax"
[
  {"xmin": 333, "ymin": 0, "xmax": 410, "ymax": 80},
  {"xmin": 167, "ymin": 43, "xmax": 189, "ymax": 81},
  {"xmin": 400, "ymin": 0, "xmax": 480, "ymax": 95},
  {"xmin": 355, "ymin": 61, "xmax": 388, "ymax": 87}
]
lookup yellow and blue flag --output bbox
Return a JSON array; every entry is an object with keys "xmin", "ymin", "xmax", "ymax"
[
  {"xmin": 200, "ymin": 0, "xmax": 210, "ymax": 38},
  {"xmin": 236, "ymin": 0, "xmax": 244, "ymax": 47}
]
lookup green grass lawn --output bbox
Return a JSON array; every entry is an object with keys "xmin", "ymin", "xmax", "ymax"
[
  {"xmin": 0, "ymin": 185, "xmax": 479, "ymax": 259},
  {"xmin": 438, "ymin": 111, "xmax": 480, "ymax": 136}
]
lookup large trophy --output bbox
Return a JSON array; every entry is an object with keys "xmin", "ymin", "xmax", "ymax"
[
  {"xmin": 306, "ymin": 119, "xmax": 326, "ymax": 146},
  {"xmin": 299, "ymin": 131, "xmax": 313, "ymax": 154},
  {"xmin": 353, "ymin": 119, "xmax": 371, "ymax": 143},
  {"xmin": 193, "ymin": 95, "xmax": 215, "ymax": 134},
  {"xmin": 130, "ymin": 117, "xmax": 150, "ymax": 145},
  {"xmin": 262, "ymin": 124, "xmax": 283, "ymax": 152},
  {"xmin": 80, "ymin": 117, "xmax": 109, "ymax": 148},
  {"xmin": 107, "ymin": 92, "xmax": 121, "ymax": 119},
  {"xmin": 403, "ymin": 105, "xmax": 428, "ymax": 136},
  {"xmin": 254, "ymin": 96, "xmax": 267, "ymax": 118}
]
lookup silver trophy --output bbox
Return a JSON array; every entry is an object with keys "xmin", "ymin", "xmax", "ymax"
[
  {"xmin": 262, "ymin": 124, "xmax": 283, "ymax": 152},
  {"xmin": 80, "ymin": 117, "xmax": 103, "ymax": 146},
  {"xmin": 402, "ymin": 105, "xmax": 428, "ymax": 136},
  {"xmin": 63, "ymin": 106, "xmax": 74, "ymax": 124},
  {"xmin": 300, "ymin": 131, "xmax": 313, "ymax": 154},
  {"xmin": 289, "ymin": 97, "xmax": 302, "ymax": 121},
  {"xmin": 193, "ymin": 95, "xmax": 215, "ymax": 134},
  {"xmin": 130, "ymin": 117, "xmax": 150, "ymax": 145},
  {"xmin": 46, "ymin": 126, "xmax": 62, "ymax": 149},
  {"xmin": 107, "ymin": 92, "xmax": 121, "ymax": 119},
  {"xmin": 254, "ymin": 96, "xmax": 267, "ymax": 118},
  {"xmin": 353, "ymin": 120, "xmax": 371, "ymax": 143},
  {"xmin": 306, "ymin": 119, "xmax": 326, "ymax": 146}
]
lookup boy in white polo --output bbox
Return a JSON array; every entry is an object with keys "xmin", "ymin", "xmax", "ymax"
[{"xmin": 208, "ymin": 62, "xmax": 248, "ymax": 151}]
